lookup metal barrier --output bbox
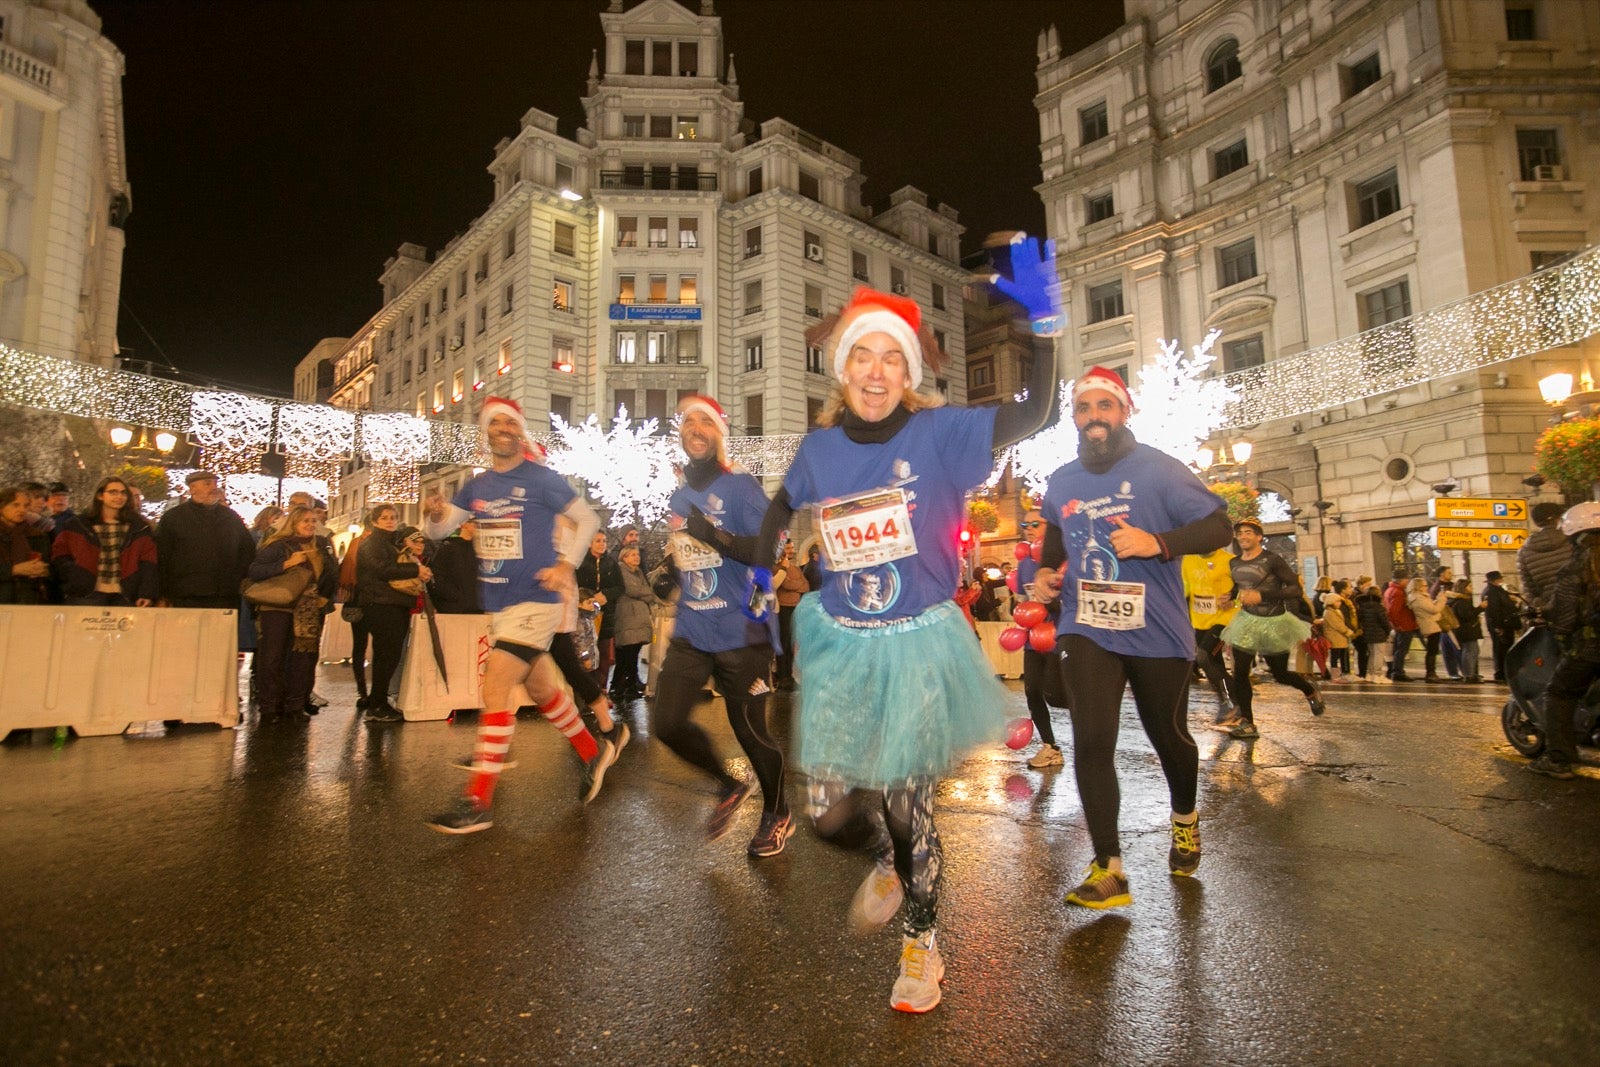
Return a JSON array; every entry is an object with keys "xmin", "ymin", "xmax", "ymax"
[{"xmin": 0, "ymin": 605, "xmax": 239, "ymax": 736}]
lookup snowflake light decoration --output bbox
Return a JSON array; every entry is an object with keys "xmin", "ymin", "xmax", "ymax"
[{"xmin": 546, "ymin": 406, "xmax": 678, "ymax": 528}]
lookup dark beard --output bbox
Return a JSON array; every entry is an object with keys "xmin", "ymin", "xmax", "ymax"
[{"xmin": 1078, "ymin": 422, "xmax": 1133, "ymax": 467}]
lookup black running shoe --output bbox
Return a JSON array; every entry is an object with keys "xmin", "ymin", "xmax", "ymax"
[
  {"xmin": 427, "ymin": 798, "xmax": 493, "ymax": 834},
  {"xmin": 578, "ymin": 738, "xmax": 618, "ymax": 804},
  {"xmin": 707, "ymin": 778, "xmax": 755, "ymax": 841}
]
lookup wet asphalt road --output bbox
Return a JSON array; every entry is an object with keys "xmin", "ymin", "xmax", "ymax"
[{"xmin": 2, "ymin": 664, "xmax": 1598, "ymax": 1066}]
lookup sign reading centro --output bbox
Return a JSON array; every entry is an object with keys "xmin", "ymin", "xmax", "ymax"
[
  {"xmin": 1430, "ymin": 526, "xmax": 1528, "ymax": 550},
  {"xmin": 1426, "ymin": 497, "xmax": 1528, "ymax": 521}
]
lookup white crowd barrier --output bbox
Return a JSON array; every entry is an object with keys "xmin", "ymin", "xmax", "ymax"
[
  {"xmin": 394, "ymin": 613, "xmax": 495, "ymax": 721},
  {"xmin": 976, "ymin": 621, "xmax": 1025, "ymax": 679},
  {"xmin": 0, "ymin": 605, "xmax": 239, "ymax": 736}
]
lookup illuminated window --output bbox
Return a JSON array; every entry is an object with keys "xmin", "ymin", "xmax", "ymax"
[
  {"xmin": 497, "ymin": 339, "xmax": 512, "ymax": 375},
  {"xmin": 678, "ymin": 217, "xmax": 699, "ymax": 248},
  {"xmin": 616, "ymin": 332, "xmax": 637, "ymax": 364},
  {"xmin": 452, "ymin": 370, "xmax": 465, "ymax": 403},
  {"xmin": 618, "ymin": 275, "xmax": 635, "ymax": 304},
  {"xmin": 552, "ymin": 278, "xmax": 573, "ymax": 312},
  {"xmin": 679, "ymin": 275, "xmax": 697, "ymax": 304},
  {"xmin": 648, "ymin": 217, "xmax": 668, "ymax": 248}
]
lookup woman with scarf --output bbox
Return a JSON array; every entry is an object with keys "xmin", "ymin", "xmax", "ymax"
[
  {"xmin": 50, "ymin": 477, "xmax": 159, "ymax": 606},
  {"xmin": 248, "ymin": 505, "xmax": 338, "ymax": 723}
]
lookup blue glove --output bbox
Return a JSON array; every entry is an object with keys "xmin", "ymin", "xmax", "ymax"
[
  {"xmin": 741, "ymin": 566, "xmax": 776, "ymax": 622},
  {"xmin": 990, "ymin": 233, "xmax": 1064, "ymax": 338}
]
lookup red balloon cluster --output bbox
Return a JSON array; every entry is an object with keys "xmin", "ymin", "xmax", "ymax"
[
  {"xmin": 1005, "ymin": 716, "xmax": 1034, "ymax": 750},
  {"xmin": 1012, "ymin": 601, "xmax": 1046, "ymax": 628},
  {"xmin": 1028, "ymin": 622, "xmax": 1056, "ymax": 652},
  {"xmin": 1012, "ymin": 541, "xmax": 1032, "ymax": 561},
  {"xmin": 998, "ymin": 626, "xmax": 1027, "ymax": 652}
]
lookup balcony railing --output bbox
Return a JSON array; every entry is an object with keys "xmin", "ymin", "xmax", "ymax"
[
  {"xmin": 0, "ymin": 42, "xmax": 55, "ymax": 93},
  {"xmin": 599, "ymin": 170, "xmax": 719, "ymax": 192}
]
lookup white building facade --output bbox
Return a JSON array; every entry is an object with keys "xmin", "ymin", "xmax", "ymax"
[
  {"xmin": 1034, "ymin": 0, "xmax": 1600, "ymax": 583},
  {"xmin": 325, "ymin": 0, "xmax": 968, "ymax": 530},
  {"xmin": 0, "ymin": 0, "xmax": 127, "ymax": 368}
]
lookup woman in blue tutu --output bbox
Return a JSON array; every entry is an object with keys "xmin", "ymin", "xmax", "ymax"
[
  {"xmin": 1219, "ymin": 518, "xmax": 1324, "ymax": 738},
  {"xmin": 750, "ymin": 236, "xmax": 1061, "ymax": 1013}
]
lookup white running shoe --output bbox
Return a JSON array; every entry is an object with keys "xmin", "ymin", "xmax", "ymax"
[
  {"xmin": 1026, "ymin": 743, "xmax": 1064, "ymax": 769},
  {"xmin": 890, "ymin": 929, "xmax": 944, "ymax": 1013},
  {"xmin": 849, "ymin": 858, "xmax": 904, "ymax": 934}
]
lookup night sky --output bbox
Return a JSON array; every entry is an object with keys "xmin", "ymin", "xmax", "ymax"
[{"xmin": 92, "ymin": 0, "xmax": 1124, "ymax": 395}]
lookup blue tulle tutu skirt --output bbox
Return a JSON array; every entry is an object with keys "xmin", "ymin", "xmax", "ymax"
[
  {"xmin": 1220, "ymin": 610, "xmax": 1311, "ymax": 655},
  {"xmin": 793, "ymin": 595, "xmax": 1005, "ymax": 789}
]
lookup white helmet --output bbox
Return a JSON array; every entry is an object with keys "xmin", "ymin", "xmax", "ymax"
[{"xmin": 1560, "ymin": 501, "xmax": 1600, "ymax": 538}]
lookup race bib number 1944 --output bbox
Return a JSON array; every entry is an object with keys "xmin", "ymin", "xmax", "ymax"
[{"xmin": 817, "ymin": 488, "xmax": 917, "ymax": 572}]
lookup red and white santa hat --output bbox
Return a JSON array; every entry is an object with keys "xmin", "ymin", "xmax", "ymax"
[
  {"xmin": 1072, "ymin": 366, "xmax": 1134, "ymax": 412},
  {"xmin": 832, "ymin": 287, "xmax": 925, "ymax": 389},
  {"xmin": 676, "ymin": 393, "xmax": 731, "ymax": 467},
  {"xmin": 481, "ymin": 396, "xmax": 530, "ymax": 439}
]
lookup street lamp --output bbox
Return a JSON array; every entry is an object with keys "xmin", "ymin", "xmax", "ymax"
[
  {"xmin": 1196, "ymin": 437, "xmax": 1252, "ymax": 481},
  {"xmin": 108, "ymin": 425, "xmax": 180, "ymax": 463}
]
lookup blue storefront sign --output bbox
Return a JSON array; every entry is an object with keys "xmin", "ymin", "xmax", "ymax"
[{"xmin": 608, "ymin": 303, "xmax": 703, "ymax": 321}]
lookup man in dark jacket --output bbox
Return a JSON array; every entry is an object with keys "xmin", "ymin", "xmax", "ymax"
[
  {"xmin": 1483, "ymin": 571, "xmax": 1523, "ymax": 682},
  {"xmin": 1518, "ymin": 501, "xmax": 1571, "ymax": 616},
  {"xmin": 428, "ymin": 521, "xmax": 482, "ymax": 614},
  {"xmin": 155, "ymin": 471, "xmax": 254, "ymax": 608}
]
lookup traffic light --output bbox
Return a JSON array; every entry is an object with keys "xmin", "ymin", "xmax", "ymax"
[{"xmin": 958, "ymin": 526, "xmax": 973, "ymax": 550}]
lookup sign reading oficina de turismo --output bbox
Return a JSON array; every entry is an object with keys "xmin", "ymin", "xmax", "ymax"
[{"xmin": 1430, "ymin": 527, "xmax": 1527, "ymax": 551}]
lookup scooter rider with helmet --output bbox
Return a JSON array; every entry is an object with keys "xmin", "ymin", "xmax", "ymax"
[{"xmin": 1530, "ymin": 501, "xmax": 1600, "ymax": 780}]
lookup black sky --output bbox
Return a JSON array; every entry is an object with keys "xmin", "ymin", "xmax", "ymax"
[{"xmin": 92, "ymin": 0, "xmax": 1124, "ymax": 394}]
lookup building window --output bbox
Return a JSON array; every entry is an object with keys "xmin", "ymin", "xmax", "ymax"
[
  {"xmin": 744, "ymin": 280, "xmax": 763, "ymax": 316},
  {"xmin": 616, "ymin": 332, "xmax": 637, "ymax": 364},
  {"xmin": 433, "ymin": 382, "xmax": 445, "ymax": 413},
  {"xmin": 1221, "ymin": 335, "xmax": 1264, "ymax": 373},
  {"xmin": 384, "ymin": 370, "xmax": 393, "ymax": 396},
  {"xmin": 475, "ymin": 304, "xmax": 487, "ymax": 334},
  {"xmin": 933, "ymin": 328, "xmax": 946, "ymax": 353},
  {"xmin": 745, "ymin": 226, "xmax": 762, "ymax": 257},
  {"xmin": 747, "ymin": 166, "xmax": 763, "ymax": 195},
  {"xmin": 1517, "ymin": 128, "xmax": 1563, "ymax": 180},
  {"xmin": 678, "ymin": 42, "xmax": 698, "ymax": 76},
  {"xmin": 1360, "ymin": 279, "xmax": 1412, "ymax": 328},
  {"xmin": 677, "ymin": 330, "xmax": 700, "ymax": 364},
  {"xmin": 1218, "ymin": 238, "xmax": 1258, "ymax": 287},
  {"xmin": 613, "ymin": 389, "xmax": 636, "ymax": 419},
  {"xmin": 969, "ymin": 357, "xmax": 994, "ymax": 392},
  {"xmin": 679, "ymin": 275, "xmax": 698, "ymax": 304},
  {"xmin": 472, "ymin": 359, "xmax": 483, "ymax": 390},
  {"xmin": 632, "ymin": 216, "xmax": 660, "ymax": 249},
  {"xmin": 1353, "ymin": 168, "xmax": 1401, "ymax": 228},
  {"xmin": 807, "ymin": 396, "xmax": 824, "ymax": 428},
  {"xmin": 806, "ymin": 343, "xmax": 825, "ymax": 374},
  {"xmin": 617, "ymin": 216, "xmax": 637, "ymax": 248},
  {"xmin": 805, "ymin": 283, "xmax": 823, "ymax": 318},
  {"xmin": 931, "ymin": 282, "xmax": 946, "ymax": 310},
  {"xmin": 624, "ymin": 40, "xmax": 645, "ymax": 75},
  {"xmin": 648, "ymin": 274, "xmax": 667, "ymax": 304},
  {"xmin": 452, "ymin": 370, "xmax": 465, "ymax": 403},
  {"xmin": 1088, "ymin": 279, "xmax": 1124, "ymax": 323},
  {"xmin": 555, "ymin": 161, "xmax": 574, "ymax": 193},
  {"xmin": 652, "ymin": 40, "xmax": 671, "ymax": 75},
  {"xmin": 1359, "ymin": 279, "xmax": 1414, "ymax": 373},
  {"xmin": 1085, "ymin": 190, "xmax": 1115, "ymax": 224},
  {"xmin": 623, "ymin": 114, "xmax": 644, "ymax": 137},
  {"xmin": 402, "ymin": 358, "xmax": 412, "ymax": 384},
  {"xmin": 554, "ymin": 221, "xmax": 575, "ymax": 257},
  {"xmin": 804, "ymin": 230, "xmax": 823, "ymax": 262},
  {"xmin": 678, "ymin": 217, "xmax": 699, "ymax": 248},
  {"xmin": 501, "ymin": 284, "xmax": 514, "ymax": 316},
  {"xmin": 798, "ymin": 170, "xmax": 820, "ymax": 201},
  {"xmin": 476, "ymin": 252, "xmax": 489, "ymax": 282},
  {"xmin": 498, "ymin": 339, "xmax": 511, "ymax": 375},
  {"xmin": 889, "ymin": 265, "xmax": 907, "ymax": 296},
  {"xmin": 649, "ymin": 114, "xmax": 672, "ymax": 139},
  {"xmin": 1205, "ymin": 38, "xmax": 1242, "ymax": 93},
  {"xmin": 456, "ymin": 271, "xmax": 467, "ymax": 299},
  {"xmin": 852, "ymin": 250, "xmax": 869, "ymax": 283},
  {"xmin": 503, "ymin": 227, "xmax": 516, "ymax": 259},
  {"xmin": 646, "ymin": 331, "xmax": 667, "ymax": 365},
  {"xmin": 439, "ymin": 284, "xmax": 449, "ymax": 313},
  {"xmin": 745, "ymin": 396, "xmax": 763, "ymax": 438},
  {"xmin": 1079, "ymin": 100, "xmax": 1109, "ymax": 145},
  {"xmin": 1211, "ymin": 138, "xmax": 1249, "ymax": 181},
  {"xmin": 416, "ymin": 393, "xmax": 425, "ymax": 418},
  {"xmin": 1531, "ymin": 250, "xmax": 1575, "ymax": 271},
  {"xmin": 1505, "ymin": 2, "xmax": 1537, "ymax": 40},
  {"xmin": 676, "ymin": 115, "xmax": 699, "ymax": 140},
  {"xmin": 1343, "ymin": 52, "xmax": 1382, "ymax": 99},
  {"xmin": 552, "ymin": 278, "xmax": 573, "ymax": 313},
  {"xmin": 421, "ymin": 299, "xmax": 431, "ymax": 326},
  {"xmin": 435, "ymin": 335, "xmax": 446, "ymax": 363},
  {"xmin": 551, "ymin": 393, "xmax": 571, "ymax": 424},
  {"xmin": 745, "ymin": 336, "xmax": 764, "ymax": 372},
  {"xmin": 552, "ymin": 337, "xmax": 574, "ymax": 374}
]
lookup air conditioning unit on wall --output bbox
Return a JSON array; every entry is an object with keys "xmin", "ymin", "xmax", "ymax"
[
  {"xmin": 805, "ymin": 243, "xmax": 823, "ymax": 261},
  {"xmin": 891, "ymin": 283, "xmax": 908, "ymax": 295},
  {"xmin": 1533, "ymin": 164, "xmax": 1565, "ymax": 182}
]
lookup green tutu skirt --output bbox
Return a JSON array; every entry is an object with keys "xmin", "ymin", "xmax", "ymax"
[{"xmin": 1220, "ymin": 610, "xmax": 1311, "ymax": 655}]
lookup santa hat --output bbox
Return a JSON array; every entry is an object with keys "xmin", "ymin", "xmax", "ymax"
[
  {"xmin": 676, "ymin": 394, "xmax": 731, "ymax": 468},
  {"xmin": 832, "ymin": 287, "xmax": 926, "ymax": 389},
  {"xmin": 1072, "ymin": 366, "xmax": 1134, "ymax": 412},
  {"xmin": 481, "ymin": 396, "xmax": 530, "ymax": 441}
]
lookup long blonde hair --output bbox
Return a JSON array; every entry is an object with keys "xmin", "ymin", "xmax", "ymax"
[
  {"xmin": 815, "ymin": 383, "xmax": 945, "ymax": 429},
  {"xmin": 262, "ymin": 506, "xmax": 324, "ymax": 579}
]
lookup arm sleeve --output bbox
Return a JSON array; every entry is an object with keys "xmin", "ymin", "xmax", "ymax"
[
  {"xmin": 558, "ymin": 497, "xmax": 600, "ymax": 568},
  {"xmin": 992, "ymin": 335, "xmax": 1059, "ymax": 449},
  {"xmin": 1155, "ymin": 508, "xmax": 1233, "ymax": 561},
  {"xmin": 1039, "ymin": 520, "xmax": 1066, "ymax": 572},
  {"xmin": 754, "ymin": 486, "xmax": 796, "ymax": 568},
  {"xmin": 423, "ymin": 503, "xmax": 471, "ymax": 541}
]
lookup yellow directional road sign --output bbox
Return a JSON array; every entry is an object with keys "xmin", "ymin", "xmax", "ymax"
[
  {"xmin": 1431, "ymin": 526, "xmax": 1527, "ymax": 550},
  {"xmin": 1427, "ymin": 497, "xmax": 1528, "ymax": 521}
]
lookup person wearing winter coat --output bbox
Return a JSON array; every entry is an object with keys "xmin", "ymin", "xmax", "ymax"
[
  {"xmin": 247, "ymin": 506, "xmax": 339, "ymax": 722},
  {"xmin": 608, "ymin": 544, "xmax": 657, "ymax": 701},
  {"xmin": 427, "ymin": 521, "xmax": 482, "ymax": 615},
  {"xmin": 0, "ymin": 483, "xmax": 53, "ymax": 604},
  {"xmin": 1352, "ymin": 576, "xmax": 1392, "ymax": 682},
  {"xmin": 356, "ymin": 517, "xmax": 432, "ymax": 722},
  {"xmin": 1407, "ymin": 577, "xmax": 1449, "ymax": 683},
  {"xmin": 1383, "ymin": 573, "xmax": 1420, "ymax": 681},
  {"xmin": 1321, "ymin": 581, "xmax": 1355, "ymax": 680},
  {"xmin": 1448, "ymin": 578, "xmax": 1484, "ymax": 682},
  {"xmin": 1518, "ymin": 502, "xmax": 1572, "ymax": 616},
  {"xmin": 50, "ymin": 476, "xmax": 159, "ymax": 606}
]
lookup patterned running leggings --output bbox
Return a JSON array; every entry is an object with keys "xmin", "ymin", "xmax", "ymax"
[{"xmin": 809, "ymin": 776, "xmax": 940, "ymax": 936}]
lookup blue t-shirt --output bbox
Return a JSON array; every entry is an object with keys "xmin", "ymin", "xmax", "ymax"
[
  {"xmin": 1041, "ymin": 443, "xmax": 1225, "ymax": 659},
  {"xmin": 783, "ymin": 406, "xmax": 997, "ymax": 626},
  {"xmin": 452, "ymin": 460, "xmax": 576, "ymax": 612},
  {"xmin": 669, "ymin": 469, "xmax": 770, "ymax": 653}
]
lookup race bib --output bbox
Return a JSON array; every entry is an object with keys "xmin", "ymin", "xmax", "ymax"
[
  {"xmin": 475, "ymin": 519, "xmax": 523, "ymax": 561},
  {"xmin": 1191, "ymin": 594, "xmax": 1217, "ymax": 616},
  {"xmin": 1077, "ymin": 579, "xmax": 1146, "ymax": 631},
  {"xmin": 671, "ymin": 531, "xmax": 723, "ymax": 572},
  {"xmin": 817, "ymin": 488, "xmax": 917, "ymax": 572}
]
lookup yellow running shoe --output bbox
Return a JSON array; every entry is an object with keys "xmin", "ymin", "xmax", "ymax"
[
  {"xmin": 1065, "ymin": 861, "xmax": 1132, "ymax": 909},
  {"xmin": 1169, "ymin": 816, "xmax": 1201, "ymax": 876}
]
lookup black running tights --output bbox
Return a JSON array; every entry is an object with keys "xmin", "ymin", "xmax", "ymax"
[
  {"xmin": 652, "ymin": 639, "xmax": 787, "ymax": 816},
  {"xmin": 1060, "ymin": 634, "xmax": 1199, "ymax": 862},
  {"xmin": 1230, "ymin": 648, "xmax": 1314, "ymax": 720},
  {"xmin": 810, "ymin": 778, "xmax": 940, "ymax": 936}
]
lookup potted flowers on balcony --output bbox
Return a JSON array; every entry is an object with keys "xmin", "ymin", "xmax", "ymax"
[
  {"xmin": 1534, "ymin": 416, "xmax": 1600, "ymax": 503},
  {"xmin": 1209, "ymin": 480, "xmax": 1260, "ymax": 524}
]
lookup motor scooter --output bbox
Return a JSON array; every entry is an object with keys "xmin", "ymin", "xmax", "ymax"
[{"xmin": 1500, "ymin": 624, "xmax": 1600, "ymax": 756}]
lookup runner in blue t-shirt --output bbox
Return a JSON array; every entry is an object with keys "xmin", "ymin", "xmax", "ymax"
[
  {"xmin": 420, "ymin": 398, "xmax": 619, "ymax": 834},
  {"xmin": 653, "ymin": 394, "xmax": 792, "ymax": 859},
  {"xmin": 743, "ymin": 234, "xmax": 1063, "ymax": 1014},
  {"xmin": 1032, "ymin": 367, "xmax": 1232, "ymax": 909}
]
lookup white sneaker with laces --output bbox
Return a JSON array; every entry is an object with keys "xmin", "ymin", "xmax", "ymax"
[
  {"xmin": 849, "ymin": 858, "xmax": 904, "ymax": 934},
  {"xmin": 890, "ymin": 929, "xmax": 944, "ymax": 1013}
]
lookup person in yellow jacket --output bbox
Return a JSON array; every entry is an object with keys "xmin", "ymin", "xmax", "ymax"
[{"xmin": 1182, "ymin": 547, "xmax": 1240, "ymax": 728}]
